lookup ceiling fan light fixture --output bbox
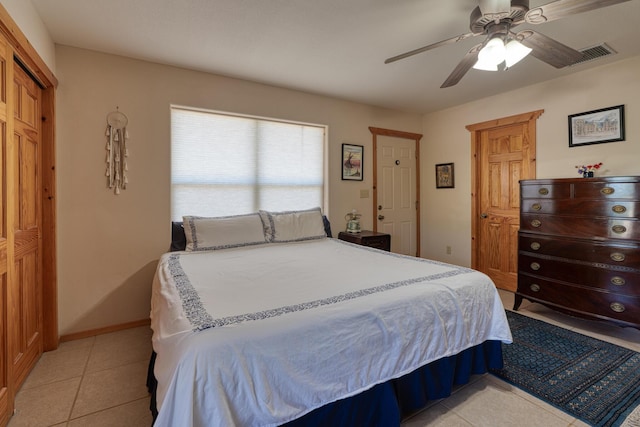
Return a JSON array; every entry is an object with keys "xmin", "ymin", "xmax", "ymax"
[
  {"xmin": 473, "ymin": 56, "xmax": 500, "ymax": 71},
  {"xmin": 473, "ymin": 37, "xmax": 505, "ymax": 71},
  {"xmin": 473, "ymin": 36, "xmax": 532, "ymax": 71},
  {"xmin": 473, "ymin": 37, "xmax": 506, "ymax": 71},
  {"xmin": 480, "ymin": 37, "xmax": 506, "ymax": 63},
  {"xmin": 504, "ymin": 39, "xmax": 532, "ymax": 68}
]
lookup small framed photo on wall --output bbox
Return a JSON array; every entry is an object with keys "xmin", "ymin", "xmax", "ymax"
[
  {"xmin": 435, "ymin": 163, "xmax": 454, "ymax": 189},
  {"xmin": 342, "ymin": 144, "xmax": 363, "ymax": 181}
]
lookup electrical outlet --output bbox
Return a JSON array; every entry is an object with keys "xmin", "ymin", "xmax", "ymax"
[{"xmin": 446, "ymin": 246, "xmax": 452, "ymax": 255}]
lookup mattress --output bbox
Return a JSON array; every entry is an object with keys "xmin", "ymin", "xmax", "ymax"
[{"xmin": 150, "ymin": 238, "xmax": 512, "ymax": 426}]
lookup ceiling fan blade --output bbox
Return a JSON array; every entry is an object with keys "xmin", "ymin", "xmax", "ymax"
[
  {"xmin": 384, "ymin": 32, "xmax": 478, "ymax": 64},
  {"xmin": 440, "ymin": 44, "xmax": 483, "ymax": 88},
  {"xmin": 479, "ymin": 0, "xmax": 511, "ymax": 17},
  {"xmin": 525, "ymin": 0, "xmax": 632, "ymax": 24},
  {"xmin": 516, "ymin": 30, "xmax": 584, "ymax": 68}
]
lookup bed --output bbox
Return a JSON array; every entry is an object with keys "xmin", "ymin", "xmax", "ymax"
[{"xmin": 148, "ymin": 208, "xmax": 512, "ymax": 426}]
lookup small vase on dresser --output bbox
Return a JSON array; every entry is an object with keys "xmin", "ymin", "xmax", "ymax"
[{"xmin": 515, "ymin": 176, "xmax": 640, "ymax": 329}]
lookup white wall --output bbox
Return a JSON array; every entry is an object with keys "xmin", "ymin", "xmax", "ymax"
[
  {"xmin": 55, "ymin": 45, "xmax": 422, "ymax": 335},
  {"xmin": 8, "ymin": 1, "xmax": 640, "ymax": 334},
  {"xmin": 0, "ymin": 0, "xmax": 55, "ymax": 71},
  {"xmin": 421, "ymin": 56, "xmax": 640, "ymax": 267}
]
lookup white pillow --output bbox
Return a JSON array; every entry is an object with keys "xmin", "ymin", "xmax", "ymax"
[
  {"xmin": 259, "ymin": 208, "xmax": 326, "ymax": 243},
  {"xmin": 182, "ymin": 213, "xmax": 268, "ymax": 251}
]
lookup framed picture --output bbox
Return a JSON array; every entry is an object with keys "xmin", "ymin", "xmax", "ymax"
[
  {"xmin": 342, "ymin": 144, "xmax": 363, "ymax": 181},
  {"xmin": 568, "ymin": 105, "xmax": 625, "ymax": 147},
  {"xmin": 435, "ymin": 163, "xmax": 454, "ymax": 189}
]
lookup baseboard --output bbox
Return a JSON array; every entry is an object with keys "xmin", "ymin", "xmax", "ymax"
[{"xmin": 59, "ymin": 318, "xmax": 151, "ymax": 343}]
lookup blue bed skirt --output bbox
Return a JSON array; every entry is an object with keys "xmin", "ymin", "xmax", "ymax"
[
  {"xmin": 149, "ymin": 340, "xmax": 502, "ymax": 426},
  {"xmin": 284, "ymin": 340, "xmax": 503, "ymax": 426}
]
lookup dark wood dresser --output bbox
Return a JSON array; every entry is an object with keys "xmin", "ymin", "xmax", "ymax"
[
  {"xmin": 338, "ymin": 230, "xmax": 391, "ymax": 251},
  {"xmin": 515, "ymin": 176, "xmax": 640, "ymax": 328}
]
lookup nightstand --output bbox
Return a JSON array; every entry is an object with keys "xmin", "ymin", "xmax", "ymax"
[{"xmin": 338, "ymin": 230, "xmax": 391, "ymax": 252}]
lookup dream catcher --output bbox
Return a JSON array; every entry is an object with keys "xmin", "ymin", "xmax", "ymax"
[{"xmin": 105, "ymin": 108, "xmax": 129, "ymax": 194}]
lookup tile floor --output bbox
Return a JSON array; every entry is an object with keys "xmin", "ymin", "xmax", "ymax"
[
  {"xmin": 8, "ymin": 326, "xmax": 153, "ymax": 427},
  {"xmin": 403, "ymin": 290, "xmax": 640, "ymax": 427},
  {"xmin": 8, "ymin": 290, "xmax": 640, "ymax": 426}
]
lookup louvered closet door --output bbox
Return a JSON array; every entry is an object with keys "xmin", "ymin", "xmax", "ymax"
[
  {"xmin": 0, "ymin": 35, "xmax": 11, "ymax": 426},
  {"xmin": 10, "ymin": 61, "xmax": 43, "ymax": 390}
]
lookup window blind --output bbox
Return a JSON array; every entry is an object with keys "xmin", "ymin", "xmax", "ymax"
[{"xmin": 171, "ymin": 106, "xmax": 326, "ymax": 220}]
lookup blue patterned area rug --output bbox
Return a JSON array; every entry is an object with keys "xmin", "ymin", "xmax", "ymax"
[{"xmin": 490, "ymin": 311, "xmax": 640, "ymax": 427}]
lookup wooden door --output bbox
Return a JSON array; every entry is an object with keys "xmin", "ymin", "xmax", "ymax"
[
  {"xmin": 370, "ymin": 127, "xmax": 422, "ymax": 257},
  {"xmin": 10, "ymin": 62, "xmax": 43, "ymax": 389},
  {"xmin": 0, "ymin": 7, "xmax": 58, "ymax": 426},
  {"xmin": 468, "ymin": 111, "xmax": 542, "ymax": 291},
  {"xmin": 0, "ymin": 36, "xmax": 11, "ymax": 426}
]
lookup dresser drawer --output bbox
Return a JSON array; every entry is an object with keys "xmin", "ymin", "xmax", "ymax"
[
  {"xmin": 518, "ymin": 254, "xmax": 640, "ymax": 296},
  {"xmin": 520, "ymin": 214, "xmax": 640, "ymax": 240},
  {"xmin": 518, "ymin": 274, "xmax": 640, "ymax": 325},
  {"xmin": 520, "ymin": 199, "xmax": 640, "ymax": 218},
  {"xmin": 518, "ymin": 233, "xmax": 640, "ymax": 266},
  {"xmin": 573, "ymin": 181, "xmax": 640, "ymax": 200},
  {"xmin": 520, "ymin": 183, "xmax": 571, "ymax": 199}
]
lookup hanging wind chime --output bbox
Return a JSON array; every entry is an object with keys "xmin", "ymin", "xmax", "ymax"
[{"xmin": 105, "ymin": 108, "xmax": 129, "ymax": 194}]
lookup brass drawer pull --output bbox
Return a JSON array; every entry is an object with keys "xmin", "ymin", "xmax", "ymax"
[
  {"xmin": 611, "ymin": 276, "xmax": 626, "ymax": 286},
  {"xmin": 610, "ymin": 252, "xmax": 626, "ymax": 262},
  {"xmin": 530, "ymin": 262, "xmax": 540, "ymax": 271},
  {"xmin": 531, "ymin": 203, "xmax": 542, "ymax": 211},
  {"xmin": 601, "ymin": 187, "xmax": 615, "ymax": 195},
  {"xmin": 530, "ymin": 283, "xmax": 540, "ymax": 292},
  {"xmin": 530, "ymin": 242, "xmax": 541, "ymax": 251},
  {"xmin": 612, "ymin": 205, "xmax": 627, "ymax": 214},
  {"xmin": 610, "ymin": 302, "xmax": 625, "ymax": 313},
  {"xmin": 612, "ymin": 225, "xmax": 627, "ymax": 234},
  {"xmin": 531, "ymin": 220, "xmax": 542, "ymax": 228},
  {"xmin": 538, "ymin": 188, "xmax": 549, "ymax": 195}
]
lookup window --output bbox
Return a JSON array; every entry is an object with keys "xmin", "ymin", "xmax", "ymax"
[{"xmin": 171, "ymin": 106, "xmax": 327, "ymax": 220}]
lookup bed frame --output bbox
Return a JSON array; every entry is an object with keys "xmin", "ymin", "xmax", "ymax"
[{"xmin": 147, "ymin": 220, "xmax": 504, "ymax": 425}]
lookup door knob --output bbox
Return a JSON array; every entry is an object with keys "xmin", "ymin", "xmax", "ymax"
[
  {"xmin": 480, "ymin": 213, "xmax": 488, "ymax": 218},
  {"xmin": 378, "ymin": 215, "xmax": 385, "ymax": 220}
]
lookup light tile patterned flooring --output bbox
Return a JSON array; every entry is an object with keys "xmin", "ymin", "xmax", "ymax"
[
  {"xmin": 403, "ymin": 291, "xmax": 640, "ymax": 427},
  {"xmin": 9, "ymin": 326, "xmax": 153, "ymax": 426},
  {"xmin": 8, "ymin": 290, "xmax": 640, "ymax": 426}
]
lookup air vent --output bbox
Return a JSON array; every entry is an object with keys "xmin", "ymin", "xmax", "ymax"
[{"xmin": 572, "ymin": 43, "xmax": 617, "ymax": 66}]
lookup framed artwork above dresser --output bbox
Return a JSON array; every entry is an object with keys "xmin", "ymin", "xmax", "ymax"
[{"xmin": 515, "ymin": 176, "xmax": 640, "ymax": 329}]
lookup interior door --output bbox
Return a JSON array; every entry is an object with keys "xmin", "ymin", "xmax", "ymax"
[
  {"xmin": 468, "ymin": 111, "xmax": 541, "ymax": 291},
  {"xmin": 0, "ymin": 10, "xmax": 57, "ymax": 425},
  {"xmin": 10, "ymin": 62, "xmax": 43, "ymax": 389},
  {"xmin": 370, "ymin": 127, "xmax": 422, "ymax": 257},
  {"xmin": 377, "ymin": 137, "xmax": 416, "ymax": 255},
  {"xmin": 0, "ymin": 35, "xmax": 11, "ymax": 426}
]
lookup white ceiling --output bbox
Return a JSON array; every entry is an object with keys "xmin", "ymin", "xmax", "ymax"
[{"xmin": 31, "ymin": 0, "xmax": 640, "ymax": 113}]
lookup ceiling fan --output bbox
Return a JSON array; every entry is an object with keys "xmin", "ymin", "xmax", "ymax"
[{"xmin": 384, "ymin": 0, "xmax": 632, "ymax": 88}]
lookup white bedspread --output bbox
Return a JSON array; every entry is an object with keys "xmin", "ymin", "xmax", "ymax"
[{"xmin": 151, "ymin": 238, "xmax": 512, "ymax": 427}]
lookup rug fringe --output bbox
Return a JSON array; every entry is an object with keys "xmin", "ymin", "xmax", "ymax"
[{"xmin": 622, "ymin": 405, "xmax": 640, "ymax": 427}]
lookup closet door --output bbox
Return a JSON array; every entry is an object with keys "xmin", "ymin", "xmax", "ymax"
[
  {"xmin": 10, "ymin": 61, "xmax": 43, "ymax": 389},
  {"xmin": 0, "ymin": 8, "xmax": 56, "ymax": 425},
  {"xmin": 0, "ymin": 35, "xmax": 11, "ymax": 426}
]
